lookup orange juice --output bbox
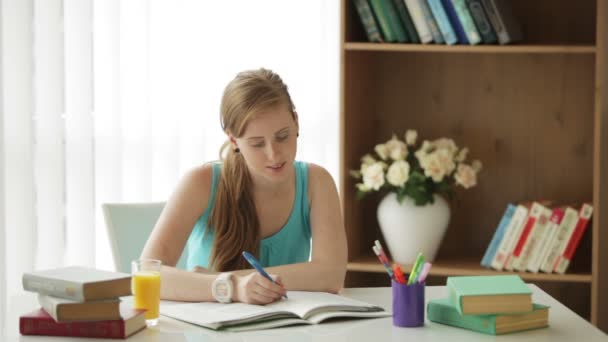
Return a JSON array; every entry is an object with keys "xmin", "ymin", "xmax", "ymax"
[{"xmin": 132, "ymin": 271, "xmax": 161, "ymax": 320}]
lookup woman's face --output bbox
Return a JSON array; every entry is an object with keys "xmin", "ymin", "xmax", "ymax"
[{"xmin": 233, "ymin": 105, "xmax": 298, "ymax": 186}]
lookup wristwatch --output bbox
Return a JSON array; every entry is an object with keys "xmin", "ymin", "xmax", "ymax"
[{"xmin": 212, "ymin": 272, "xmax": 234, "ymax": 303}]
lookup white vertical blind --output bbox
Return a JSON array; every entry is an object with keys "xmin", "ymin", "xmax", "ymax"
[
  {"xmin": 0, "ymin": 1, "xmax": 5, "ymax": 336},
  {"xmin": 33, "ymin": 0, "xmax": 65, "ymax": 269},
  {"xmin": 64, "ymin": 0, "xmax": 94, "ymax": 266},
  {"xmin": 3, "ymin": 0, "xmax": 36, "ymax": 334}
]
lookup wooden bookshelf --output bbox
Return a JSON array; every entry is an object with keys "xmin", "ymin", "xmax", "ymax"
[
  {"xmin": 340, "ymin": 0, "xmax": 607, "ymax": 333},
  {"xmin": 345, "ymin": 42, "xmax": 597, "ymax": 54}
]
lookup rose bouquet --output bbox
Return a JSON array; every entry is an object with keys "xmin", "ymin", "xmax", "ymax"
[{"xmin": 350, "ymin": 129, "xmax": 482, "ymax": 206}]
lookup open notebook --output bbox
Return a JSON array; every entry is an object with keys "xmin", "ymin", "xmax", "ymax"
[{"xmin": 160, "ymin": 291, "xmax": 391, "ymax": 332}]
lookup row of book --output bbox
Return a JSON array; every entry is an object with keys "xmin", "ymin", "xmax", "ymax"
[
  {"xmin": 428, "ymin": 275, "xmax": 548, "ymax": 335},
  {"xmin": 353, "ymin": 0, "xmax": 522, "ymax": 45},
  {"xmin": 20, "ymin": 266, "xmax": 146, "ymax": 339},
  {"xmin": 481, "ymin": 201, "xmax": 593, "ymax": 274}
]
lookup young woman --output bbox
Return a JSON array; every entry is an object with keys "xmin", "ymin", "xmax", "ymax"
[{"xmin": 140, "ymin": 68, "xmax": 347, "ymax": 305}]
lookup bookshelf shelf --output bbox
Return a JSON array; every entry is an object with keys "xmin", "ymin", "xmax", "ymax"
[
  {"xmin": 344, "ymin": 43, "xmax": 596, "ymax": 54},
  {"xmin": 341, "ymin": 0, "xmax": 607, "ymax": 333},
  {"xmin": 348, "ymin": 254, "xmax": 593, "ymax": 283}
]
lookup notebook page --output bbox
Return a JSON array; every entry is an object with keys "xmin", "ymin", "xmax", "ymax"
[
  {"xmin": 160, "ymin": 301, "xmax": 292, "ymax": 329},
  {"xmin": 266, "ymin": 291, "xmax": 384, "ymax": 319}
]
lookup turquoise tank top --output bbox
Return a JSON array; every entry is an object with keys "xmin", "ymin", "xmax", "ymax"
[{"xmin": 185, "ymin": 161, "xmax": 311, "ymax": 270}]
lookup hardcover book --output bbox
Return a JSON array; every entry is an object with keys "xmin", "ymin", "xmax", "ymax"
[
  {"xmin": 23, "ymin": 266, "xmax": 132, "ymax": 301},
  {"xmin": 160, "ymin": 291, "xmax": 390, "ymax": 331},
  {"xmin": 419, "ymin": 0, "xmax": 445, "ymax": 43},
  {"xmin": 427, "ymin": 0, "xmax": 458, "ymax": 45},
  {"xmin": 465, "ymin": 0, "xmax": 497, "ymax": 43},
  {"xmin": 391, "ymin": 0, "xmax": 421, "ymax": 43},
  {"xmin": 514, "ymin": 206, "xmax": 552, "ymax": 272},
  {"xmin": 369, "ymin": 0, "xmax": 408, "ymax": 42},
  {"xmin": 405, "ymin": 0, "xmax": 434, "ymax": 43},
  {"xmin": 509, "ymin": 202, "xmax": 549, "ymax": 271},
  {"xmin": 353, "ymin": 0, "xmax": 384, "ymax": 42},
  {"xmin": 480, "ymin": 204, "xmax": 515, "ymax": 268},
  {"xmin": 450, "ymin": 0, "xmax": 481, "ymax": 44},
  {"xmin": 428, "ymin": 298, "xmax": 549, "ymax": 335},
  {"xmin": 481, "ymin": 0, "xmax": 522, "ymax": 44},
  {"xmin": 554, "ymin": 203, "xmax": 593, "ymax": 274},
  {"xmin": 540, "ymin": 207, "xmax": 579, "ymax": 273},
  {"xmin": 20, "ymin": 307, "xmax": 146, "ymax": 339},
  {"xmin": 447, "ymin": 275, "xmax": 532, "ymax": 315},
  {"xmin": 490, "ymin": 204, "xmax": 528, "ymax": 270},
  {"xmin": 38, "ymin": 294, "xmax": 121, "ymax": 322},
  {"xmin": 527, "ymin": 208, "xmax": 565, "ymax": 273}
]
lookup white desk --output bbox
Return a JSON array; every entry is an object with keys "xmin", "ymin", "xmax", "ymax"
[{"xmin": 5, "ymin": 284, "xmax": 608, "ymax": 341}]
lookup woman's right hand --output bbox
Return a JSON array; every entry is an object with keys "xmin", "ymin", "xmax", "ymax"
[{"xmin": 233, "ymin": 273, "xmax": 287, "ymax": 305}]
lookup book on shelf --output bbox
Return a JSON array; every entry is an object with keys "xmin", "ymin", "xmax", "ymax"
[
  {"xmin": 353, "ymin": 0, "xmax": 384, "ymax": 43},
  {"xmin": 369, "ymin": 0, "xmax": 408, "ymax": 43},
  {"xmin": 527, "ymin": 207, "xmax": 565, "ymax": 273},
  {"xmin": 554, "ymin": 203, "xmax": 593, "ymax": 274},
  {"xmin": 481, "ymin": 0, "xmax": 522, "ymax": 44},
  {"xmin": 447, "ymin": 275, "xmax": 532, "ymax": 315},
  {"xmin": 490, "ymin": 204, "xmax": 529, "ymax": 270},
  {"xmin": 481, "ymin": 203, "xmax": 516, "ymax": 268},
  {"xmin": 391, "ymin": 0, "xmax": 421, "ymax": 43},
  {"xmin": 20, "ymin": 307, "xmax": 146, "ymax": 339},
  {"xmin": 440, "ymin": 0, "xmax": 469, "ymax": 43},
  {"xmin": 405, "ymin": 0, "xmax": 434, "ymax": 43},
  {"xmin": 465, "ymin": 0, "xmax": 497, "ymax": 43},
  {"xmin": 38, "ymin": 294, "xmax": 121, "ymax": 322},
  {"xmin": 22, "ymin": 266, "xmax": 132, "ymax": 301},
  {"xmin": 428, "ymin": 298, "xmax": 549, "ymax": 335},
  {"xmin": 503, "ymin": 201, "xmax": 551, "ymax": 271},
  {"xmin": 449, "ymin": 0, "xmax": 482, "ymax": 44},
  {"xmin": 427, "ymin": 0, "xmax": 458, "ymax": 45},
  {"xmin": 419, "ymin": 0, "xmax": 445, "ymax": 44},
  {"xmin": 160, "ymin": 291, "xmax": 390, "ymax": 332},
  {"xmin": 513, "ymin": 206, "xmax": 552, "ymax": 272},
  {"xmin": 509, "ymin": 202, "xmax": 551, "ymax": 271},
  {"xmin": 539, "ymin": 207, "xmax": 579, "ymax": 273}
]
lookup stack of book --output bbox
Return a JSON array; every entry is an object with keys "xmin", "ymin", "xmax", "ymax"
[
  {"xmin": 19, "ymin": 266, "xmax": 146, "ymax": 339},
  {"xmin": 352, "ymin": 0, "xmax": 522, "ymax": 45},
  {"xmin": 481, "ymin": 201, "xmax": 593, "ymax": 274},
  {"xmin": 428, "ymin": 275, "xmax": 549, "ymax": 335}
]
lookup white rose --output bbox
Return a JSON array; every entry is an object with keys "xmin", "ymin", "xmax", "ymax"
[
  {"xmin": 405, "ymin": 130, "xmax": 418, "ymax": 146},
  {"xmin": 455, "ymin": 164, "xmax": 477, "ymax": 189},
  {"xmin": 375, "ymin": 144, "xmax": 388, "ymax": 160},
  {"xmin": 385, "ymin": 135, "xmax": 407, "ymax": 161},
  {"xmin": 455, "ymin": 147, "xmax": 468, "ymax": 162},
  {"xmin": 432, "ymin": 138, "xmax": 458, "ymax": 156},
  {"xmin": 356, "ymin": 183, "xmax": 371, "ymax": 192},
  {"xmin": 362, "ymin": 162, "xmax": 385, "ymax": 191},
  {"xmin": 436, "ymin": 148, "xmax": 456, "ymax": 174},
  {"xmin": 386, "ymin": 160, "xmax": 410, "ymax": 187},
  {"xmin": 419, "ymin": 152, "xmax": 446, "ymax": 183},
  {"xmin": 361, "ymin": 153, "xmax": 376, "ymax": 166}
]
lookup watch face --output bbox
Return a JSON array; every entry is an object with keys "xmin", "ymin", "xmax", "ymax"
[{"xmin": 216, "ymin": 282, "xmax": 229, "ymax": 298}]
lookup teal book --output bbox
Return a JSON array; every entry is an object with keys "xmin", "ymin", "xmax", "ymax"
[
  {"xmin": 369, "ymin": 0, "xmax": 408, "ymax": 43},
  {"xmin": 353, "ymin": 0, "xmax": 384, "ymax": 42},
  {"xmin": 451, "ymin": 0, "xmax": 481, "ymax": 44},
  {"xmin": 480, "ymin": 204, "xmax": 516, "ymax": 268},
  {"xmin": 391, "ymin": 0, "xmax": 420, "ymax": 43},
  {"xmin": 447, "ymin": 275, "xmax": 532, "ymax": 315},
  {"xmin": 428, "ymin": 298, "xmax": 549, "ymax": 335}
]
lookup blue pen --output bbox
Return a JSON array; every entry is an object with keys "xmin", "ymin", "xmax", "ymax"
[{"xmin": 242, "ymin": 251, "xmax": 288, "ymax": 299}]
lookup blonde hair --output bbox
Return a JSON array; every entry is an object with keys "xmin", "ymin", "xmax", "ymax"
[{"xmin": 209, "ymin": 68, "xmax": 296, "ymax": 271}]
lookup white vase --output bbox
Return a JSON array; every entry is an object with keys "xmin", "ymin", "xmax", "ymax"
[{"xmin": 377, "ymin": 193, "xmax": 450, "ymax": 264}]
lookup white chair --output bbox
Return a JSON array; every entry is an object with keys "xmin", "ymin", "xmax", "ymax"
[{"xmin": 102, "ymin": 202, "xmax": 188, "ymax": 272}]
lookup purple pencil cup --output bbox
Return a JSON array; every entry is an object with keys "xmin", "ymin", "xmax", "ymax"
[{"xmin": 392, "ymin": 280, "xmax": 425, "ymax": 327}]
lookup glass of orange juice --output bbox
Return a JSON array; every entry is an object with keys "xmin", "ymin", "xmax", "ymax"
[{"xmin": 132, "ymin": 259, "xmax": 161, "ymax": 326}]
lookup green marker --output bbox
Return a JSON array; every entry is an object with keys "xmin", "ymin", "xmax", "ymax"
[{"xmin": 408, "ymin": 253, "xmax": 425, "ymax": 285}]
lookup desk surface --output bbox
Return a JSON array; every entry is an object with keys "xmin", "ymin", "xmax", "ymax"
[{"xmin": 6, "ymin": 284, "xmax": 608, "ymax": 341}]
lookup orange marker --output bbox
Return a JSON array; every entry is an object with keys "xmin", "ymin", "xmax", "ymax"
[{"xmin": 392, "ymin": 263, "xmax": 407, "ymax": 284}]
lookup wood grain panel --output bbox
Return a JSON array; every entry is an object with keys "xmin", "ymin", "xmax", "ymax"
[{"xmin": 592, "ymin": 0, "xmax": 608, "ymax": 331}]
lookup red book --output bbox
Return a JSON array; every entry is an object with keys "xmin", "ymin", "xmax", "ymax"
[
  {"xmin": 20, "ymin": 307, "xmax": 146, "ymax": 339},
  {"xmin": 554, "ymin": 203, "xmax": 593, "ymax": 274}
]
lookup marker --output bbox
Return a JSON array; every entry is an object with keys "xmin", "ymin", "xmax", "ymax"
[
  {"xmin": 242, "ymin": 251, "xmax": 288, "ymax": 299},
  {"xmin": 392, "ymin": 263, "xmax": 407, "ymax": 284},
  {"xmin": 407, "ymin": 253, "xmax": 425, "ymax": 285},
  {"xmin": 373, "ymin": 245, "xmax": 393, "ymax": 278},
  {"xmin": 416, "ymin": 262, "xmax": 432, "ymax": 283}
]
